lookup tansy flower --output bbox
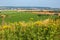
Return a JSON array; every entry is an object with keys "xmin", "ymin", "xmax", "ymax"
[
  {"xmin": 34, "ymin": 21, "xmax": 43, "ymax": 26},
  {"xmin": 2, "ymin": 25, "xmax": 11, "ymax": 29},
  {"xmin": 19, "ymin": 21, "xmax": 27, "ymax": 27}
]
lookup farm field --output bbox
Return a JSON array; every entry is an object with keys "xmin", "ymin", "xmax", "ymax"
[{"xmin": 0, "ymin": 11, "xmax": 60, "ymax": 40}]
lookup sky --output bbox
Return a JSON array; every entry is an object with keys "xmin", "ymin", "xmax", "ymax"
[{"xmin": 0, "ymin": 0, "xmax": 60, "ymax": 8}]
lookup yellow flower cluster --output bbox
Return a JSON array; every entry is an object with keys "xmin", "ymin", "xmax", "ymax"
[
  {"xmin": 2, "ymin": 25, "xmax": 11, "ymax": 29},
  {"xmin": 0, "ymin": 19, "xmax": 59, "ymax": 31},
  {"xmin": 34, "ymin": 21, "xmax": 43, "ymax": 26},
  {"xmin": 19, "ymin": 21, "xmax": 27, "ymax": 27}
]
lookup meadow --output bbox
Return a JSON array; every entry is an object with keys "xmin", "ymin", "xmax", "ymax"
[{"xmin": 0, "ymin": 11, "xmax": 60, "ymax": 40}]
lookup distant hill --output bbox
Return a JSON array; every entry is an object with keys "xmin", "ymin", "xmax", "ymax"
[{"xmin": 0, "ymin": 6, "xmax": 60, "ymax": 11}]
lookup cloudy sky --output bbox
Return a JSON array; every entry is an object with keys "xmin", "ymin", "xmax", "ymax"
[{"xmin": 0, "ymin": 0, "xmax": 60, "ymax": 8}]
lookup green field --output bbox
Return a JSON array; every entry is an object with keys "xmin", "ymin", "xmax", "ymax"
[
  {"xmin": 0, "ymin": 11, "xmax": 58, "ymax": 23},
  {"xmin": 0, "ymin": 11, "xmax": 60, "ymax": 40}
]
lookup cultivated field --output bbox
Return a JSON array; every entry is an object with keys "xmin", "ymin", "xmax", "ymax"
[{"xmin": 0, "ymin": 11, "xmax": 60, "ymax": 40}]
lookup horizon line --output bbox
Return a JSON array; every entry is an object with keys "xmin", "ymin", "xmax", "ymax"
[{"xmin": 0, "ymin": 6, "xmax": 60, "ymax": 8}]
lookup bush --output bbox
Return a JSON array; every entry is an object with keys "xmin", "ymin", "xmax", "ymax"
[{"xmin": 0, "ymin": 20, "xmax": 59, "ymax": 40}]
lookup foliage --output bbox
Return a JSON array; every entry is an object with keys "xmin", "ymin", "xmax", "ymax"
[{"xmin": 0, "ymin": 11, "xmax": 60, "ymax": 40}]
